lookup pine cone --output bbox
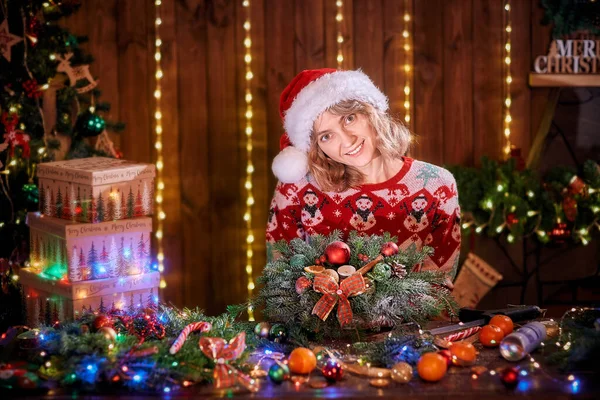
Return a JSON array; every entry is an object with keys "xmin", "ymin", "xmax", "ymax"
[{"xmin": 391, "ymin": 262, "xmax": 408, "ymax": 279}]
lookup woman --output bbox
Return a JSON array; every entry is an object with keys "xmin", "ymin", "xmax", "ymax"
[{"xmin": 267, "ymin": 69, "xmax": 461, "ymax": 282}]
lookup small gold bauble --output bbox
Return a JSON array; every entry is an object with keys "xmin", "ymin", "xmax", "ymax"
[{"xmin": 390, "ymin": 362, "xmax": 413, "ymax": 383}]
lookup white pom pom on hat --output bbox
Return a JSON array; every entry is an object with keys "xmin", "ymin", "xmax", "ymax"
[{"xmin": 272, "ymin": 68, "xmax": 388, "ymax": 183}]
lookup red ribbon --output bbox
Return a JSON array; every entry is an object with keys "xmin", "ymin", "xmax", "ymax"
[
  {"xmin": 199, "ymin": 332, "xmax": 258, "ymax": 392},
  {"xmin": 311, "ymin": 273, "xmax": 366, "ymax": 327},
  {"xmin": 1, "ymin": 112, "xmax": 30, "ymax": 159}
]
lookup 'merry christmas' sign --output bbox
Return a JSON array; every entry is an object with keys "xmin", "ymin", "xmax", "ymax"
[{"xmin": 534, "ymin": 39, "xmax": 600, "ymax": 74}]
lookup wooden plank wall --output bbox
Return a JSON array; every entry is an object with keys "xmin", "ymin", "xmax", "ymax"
[{"xmin": 65, "ymin": 0, "xmax": 553, "ymax": 314}]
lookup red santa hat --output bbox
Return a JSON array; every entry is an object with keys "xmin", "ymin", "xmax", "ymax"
[{"xmin": 272, "ymin": 68, "xmax": 389, "ymax": 183}]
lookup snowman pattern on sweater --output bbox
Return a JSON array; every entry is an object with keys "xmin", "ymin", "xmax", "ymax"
[
  {"xmin": 345, "ymin": 194, "xmax": 384, "ymax": 231},
  {"xmin": 266, "ymin": 157, "xmax": 461, "ymax": 277}
]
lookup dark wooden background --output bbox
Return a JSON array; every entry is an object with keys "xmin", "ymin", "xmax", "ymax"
[{"xmin": 63, "ymin": 0, "xmax": 558, "ymax": 315}]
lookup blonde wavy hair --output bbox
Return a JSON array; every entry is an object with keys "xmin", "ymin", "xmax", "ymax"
[{"xmin": 308, "ymin": 100, "xmax": 412, "ymax": 192}]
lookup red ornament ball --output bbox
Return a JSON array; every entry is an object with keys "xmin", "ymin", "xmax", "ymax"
[
  {"xmin": 295, "ymin": 276, "xmax": 312, "ymax": 295},
  {"xmin": 381, "ymin": 242, "xmax": 399, "ymax": 257},
  {"xmin": 500, "ymin": 367, "xmax": 520, "ymax": 388},
  {"xmin": 93, "ymin": 315, "xmax": 113, "ymax": 331},
  {"xmin": 322, "ymin": 360, "xmax": 344, "ymax": 382},
  {"xmin": 324, "ymin": 241, "xmax": 351, "ymax": 265}
]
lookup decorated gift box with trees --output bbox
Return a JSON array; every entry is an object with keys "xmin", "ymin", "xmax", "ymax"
[
  {"xmin": 18, "ymin": 267, "xmax": 160, "ymax": 326},
  {"xmin": 37, "ymin": 157, "xmax": 155, "ymax": 223},
  {"xmin": 26, "ymin": 212, "xmax": 153, "ymax": 282}
]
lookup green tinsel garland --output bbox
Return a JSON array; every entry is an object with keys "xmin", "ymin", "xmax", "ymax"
[
  {"xmin": 447, "ymin": 158, "xmax": 600, "ymax": 245},
  {"xmin": 251, "ymin": 231, "xmax": 457, "ymax": 341}
]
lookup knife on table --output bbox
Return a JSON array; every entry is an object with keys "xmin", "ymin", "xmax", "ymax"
[{"xmin": 428, "ymin": 305, "xmax": 544, "ymax": 337}]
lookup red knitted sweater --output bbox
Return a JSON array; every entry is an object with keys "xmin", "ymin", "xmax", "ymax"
[{"xmin": 266, "ymin": 157, "xmax": 461, "ymax": 277}]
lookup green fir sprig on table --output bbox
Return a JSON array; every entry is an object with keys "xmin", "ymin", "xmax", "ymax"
[{"xmin": 1, "ymin": 305, "xmax": 257, "ymax": 393}]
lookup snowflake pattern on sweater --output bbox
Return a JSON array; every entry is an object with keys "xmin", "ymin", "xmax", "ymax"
[{"xmin": 266, "ymin": 157, "xmax": 461, "ymax": 277}]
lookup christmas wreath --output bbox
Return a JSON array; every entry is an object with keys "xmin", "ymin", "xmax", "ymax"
[{"xmin": 252, "ymin": 231, "xmax": 458, "ymax": 339}]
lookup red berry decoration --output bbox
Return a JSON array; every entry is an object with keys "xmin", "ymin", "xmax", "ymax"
[
  {"xmin": 322, "ymin": 359, "xmax": 344, "ymax": 382},
  {"xmin": 500, "ymin": 367, "xmax": 519, "ymax": 388},
  {"xmin": 22, "ymin": 79, "xmax": 42, "ymax": 99},
  {"xmin": 319, "ymin": 255, "xmax": 327, "ymax": 263},
  {"xmin": 381, "ymin": 242, "xmax": 399, "ymax": 257},
  {"xmin": 324, "ymin": 241, "xmax": 351, "ymax": 265},
  {"xmin": 506, "ymin": 213, "xmax": 519, "ymax": 226},
  {"xmin": 295, "ymin": 276, "xmax": 312, "ymax": 295}
]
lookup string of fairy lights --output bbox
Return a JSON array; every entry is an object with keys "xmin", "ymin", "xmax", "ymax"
[
  {"xmin": 403, "ymin": 0, "xmax": 412, "ymax": 125},
  {"xmin": 335, "ymin": 1, "xmax": 344, "ymax": 69},
  {"xmin": 242, "ymin": 0, "xmax": 256, "ymax": 321},
  {"xmin": 153, "ymin": 0, "xmax": 166, "ymax": 289},
  {"xmin": 503, "ymin": 1, "xmax": 512, "ymax": 158}
]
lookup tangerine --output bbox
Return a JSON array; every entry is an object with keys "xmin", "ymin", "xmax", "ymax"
[
  {"xmin": 288, "ymin": 347, "xmax": 317, "ymax": 374},
  {"xmin": 449, "ymin": 342, "xmax": 477, "ymax": 365},
  {"xmin": 417, "ymin": 352, "xmax": 447, "ymax": 382},
  {"xmin": 489, "ymin": 315, "xmax": 514, "ymax": 336},
  {"xmin": 480, "ymin": 324, "xmax": 505, "ymax": 347}
]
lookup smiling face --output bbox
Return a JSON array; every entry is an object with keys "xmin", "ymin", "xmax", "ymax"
[
  {"xmin": 356, "ymin": 196, "xmax": 373, "ymax": 211},
  {"xmin": 304, "ymin": 190, "xmax": 319, "ymax": 206},
  {"xmin": 313, "ymin": 110, "xmax": 380, "ymax": 169},
  {"xmin": 412, "ymin": 196, "xmax": 428, "ymax": 211}
]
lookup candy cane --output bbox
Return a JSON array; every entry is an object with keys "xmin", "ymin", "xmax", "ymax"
[
  {"xmin": 443, "ymin": 326, "xmax": 482, "ymax": 342},
  {"xmin": 169, "ymin": 321, "xmax": 212, "ymax": 354}
]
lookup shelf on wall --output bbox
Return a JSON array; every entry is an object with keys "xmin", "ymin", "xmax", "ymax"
[{"xmin": 529, "ymin": 73, "xmax": 600, "ymax": 87}]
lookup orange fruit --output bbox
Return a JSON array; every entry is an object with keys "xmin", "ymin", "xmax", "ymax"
[
  {"xmin": 288, "ymin": 348, "xmax": 317, "ymax": 374},
  {"xmin": 480, "ymin": 324, "xmax": 505, "ymax": 347},
  {"xmin": 417, "ymin": 352, "xmax": 447, "ymax": 382},
  {"xmin": 489, "ymin": 315, "xmax": 514, "ymax": 336},
  {"xmin": 449, "ymin": 342, "xmax": 477, "ymax": 365}
]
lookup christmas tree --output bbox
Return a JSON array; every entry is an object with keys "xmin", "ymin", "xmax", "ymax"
[
  {"xmin": 0, "ymin": 0, "xmax": 124, "ymax": 258},
  {"xmin": 106, "ymin": 188, "xmax": 115, "ymax": 221},
  {"xmin": 87, "ymin": 241, "xmax": 98, "ymax": 279},
  {"xmin": 108, "ymin": 237, "xmax": 118, "ymax": 277},
  {"xmin": 96, "ymin": 192, "xmax": 105, "ymax": 222},
  {"xmin": 113, "ymin": 190, "xmax": 122, "ymax": 220},
  {"xmin": 127, "ymin": 187, "xmax": 134, "ymax": 218},
  {"xmin": 69, "ymin": 246, "xmax": 78, "ymax": 281},
  {"xmin": 55, "ymin": 186, "xmax": 63, "ymax": 219},
  {"xmin": 78, "ymin": 247, "xmax": 87, "ymax": 280},
  {"xmin": 62, "ymin": 186, "xmax": 71, "ymax": 219},
  {"xmin": 137, "ymin": 233, "xmax": 148, "ymax": 273},
  {"xmin": 116, "ymin": 237, "xmax": 128, "ymax": 276},
  {"xmin": 99, "ymin": 240, "xmax": 109, "ymax": 277},
  {"xmin": 134, "ymin": 187, "xmax": 143, "ymax": 217}
]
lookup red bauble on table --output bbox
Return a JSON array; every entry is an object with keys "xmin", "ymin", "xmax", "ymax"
[
  {"xmin": 324, "ymin": 241, "xmax": 351, "ymax": 265},
  {"xmin": 500, "ymin": 367, "xmax": 520, "ymax": 388},
  {"xmin": 381, "ymin": 242, "xmax": 399, "ymax": 257},
  {"xmin": 322, "ymin": 360, "xmax": 344, "ymax": 382}
]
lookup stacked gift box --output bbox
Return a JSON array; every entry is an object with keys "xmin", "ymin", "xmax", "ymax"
[{"xmin": 20, "ymin": 157, "xmax": 159, "ymax": 326}]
